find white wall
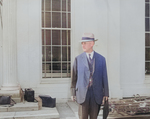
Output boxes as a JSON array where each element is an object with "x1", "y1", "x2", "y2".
[
  {"x1": 0, "y1": 5, "x2": 2, "y2": 87},
  {"x1": 72, "y1": 0, "x2": 108, "y2": 59},
  {"x1": 107, "y1": 0, "x2": 122, "y2": 98},
  {"x1": 120, "y1": 0, "x2": 146, "y2": 97}
]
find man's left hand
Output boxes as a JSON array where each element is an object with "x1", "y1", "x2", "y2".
[{"x1": 102, "y1": 96, "x2": 108, "y2": 105}]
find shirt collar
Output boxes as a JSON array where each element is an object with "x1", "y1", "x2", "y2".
[{"x1": 86, "y1": 51, "x2": 94, "y2": 59}]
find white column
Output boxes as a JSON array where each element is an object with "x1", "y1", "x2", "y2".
[{"x1": 1, "y1": 0, "x2": 19, "y2": 90}]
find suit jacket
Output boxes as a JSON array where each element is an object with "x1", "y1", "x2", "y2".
[{"x1": 71, "y1": 51, "x2": 109, "y2": 104}]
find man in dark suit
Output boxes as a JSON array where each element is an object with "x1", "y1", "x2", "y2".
[{"x1": 71, "y1": 33, "x2": 109, "y2": 119}]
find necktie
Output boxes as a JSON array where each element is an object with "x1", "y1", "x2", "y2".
[
  {"x1": 89, "y1": 54, "x2": 93, "y2": 72},
  {"x1": 89, "y1": 54, "x2": 93, "y2": 86},
  {"x1": 89, "y1": 54, "x2": 92, "y2": 63}
]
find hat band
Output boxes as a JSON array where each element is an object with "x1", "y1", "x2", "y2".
[{"x1": 82, "y1": 37, "x2": 94, "y2": 41}]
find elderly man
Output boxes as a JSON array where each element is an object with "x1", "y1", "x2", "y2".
[{"x1": 71, "y1": 33, "x2": 109, "y2": 119}]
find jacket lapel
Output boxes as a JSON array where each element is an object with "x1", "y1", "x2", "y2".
[
  {"x1": 92, "y1": 51, "x2": 97, "y2": 79},
  {"x1": 81, "y1": 52, "x2": 89, "y2": 70}
]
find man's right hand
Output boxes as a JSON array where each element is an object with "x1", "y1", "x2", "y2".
[{"x1": 71, "y1": 96, "x2": 76, "y2": 101}]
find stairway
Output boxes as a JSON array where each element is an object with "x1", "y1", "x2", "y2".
[
  {"x1": 0, "y1": 101, "x2": 59, "y2": 119},
  {"x1": 1, "y1": 100, "x2": 150, "y2": 119},
  {"x1": 0, "y1": 101, "x2": 102, "y2": 119}
]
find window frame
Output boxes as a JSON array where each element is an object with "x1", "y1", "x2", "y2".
[
  {"x1": 40, "y1": 0, "x2": 71, "y2": 82},
  {"x1": 145, "y1": 0, "x2": 150, "y2": 75}
]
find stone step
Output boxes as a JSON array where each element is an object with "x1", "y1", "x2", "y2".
[
  {"x1": 0, "y1": 102, "x2": 38, "y2": 112},
  {"x1": 0, "y1": 107, "x2": 59, "y2": 119}
]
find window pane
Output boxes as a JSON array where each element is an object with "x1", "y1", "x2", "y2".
[
  {"x1": 46, "y1": 63, "x2": 51, "y2": 73},
  {"x1": 62, "y1": 63, "x2": 71, "y2": 78},
  {"x1": 52, "y1": 12, "x2": 61, "y2": 28},
  {"x1": 42, "y1": 63, "x2": 46, "y2": 78},
  {"x1": 62, "y1": 63, "x2": 70, "y2": 72},
  {"x1": 42, "y1": 63, "x2": 45, "y2": 73},
  {"x1": 52, "y1": 0, "x2": 61, "y2": 11},
  {"x1": 42, "y1": 30, "x2": 44, "y2": 45},
  {"x1": 42, "y1": 0, "x2": 44, "y2": 11},
  {"x1": 62, "y1": 46, "x2": 70, "y2": 61},
  {"x1": 62, "y1": 30, "x2": 70, "y2": 45},
  {"x1": 52, "y1": 30, "x2": 61, "y2": 45},
  {"x1": 62, "y1": 63, "x2": 67, "y2": 73},
  {"x1": 62, "y1": 0, "x2": 66, "y2": 11},
  {"x1": 42, "y1": 12, "x2": 44, "y2": 27},
  {"x1": 52, "y1": 63, "x2": 61, "y2": 72},
  {"x1": 145, "y1": 18, "x2": 150, "y2": 31},
  {"x1": 62, "y1": 13, "x2": 67, "y2": 28},
  {"x1": 52, "y1": 47, "x2": 61, "y2": 61},
  {"x1": 46, "y1": 63, "x2": 51, "y2": 78},
  {"x1": 145, "y1": 3, "x2": 149, "y2": 17},
  {"x1": 45, "y1": 12, "x2": 51, "y2": 27},
  {"x1": 68, "y1": 30, "x2": 70, "y2": 45},
  {"x1": 45, "y1": 0, "x2": 51, "y2": 11},
  {"x1": 46, "y1": 30, "x2": 51, "y2": 45},
  {"x1": 146, "y1": 62, "x2": 150, "y2": 74},
  {"x1": 42, "y1": 46, "x2": 45, "y2": 61},
  {"x1": 146, "y1": 48, "x2": 150, "y2": 60},
  {"x1": 146, "y1": 0, "x2": 149, "y2": 2},
  {"x1": 68, "y1": 46, "x2": 70, "y2": 61},
  {"x1": 68, "y1": 0, "x2": 71, "y2": 12},
  {"x1": 68, "y1": 63, "x2": 70, "y2": 72},
  {"x1": 68, "y1": 13, "x2": 71, "y2": 28},
  {"x1": 62, "y1": 47, "x2": 67, "y2": 61},
  {"x1": 62, "y1": 30, "x2": 66, "y2": 45},
  {"x1": 46, "y1": 46, "x2": 51, "y2": 61},
  {"x1": 146, "y1": 33, "x2": 150, "y2": 46}
]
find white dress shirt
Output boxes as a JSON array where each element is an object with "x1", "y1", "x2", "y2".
[{"x1": 86, "y1": 51, "x2": 94, "y2": 61}]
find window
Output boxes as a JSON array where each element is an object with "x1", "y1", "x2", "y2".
[
  {"x1": 145, "y1": 0, "x2": 150, "y2": 74},
  {"x1": 42, "y1": 0, "x2": 71, "y2": 78}
]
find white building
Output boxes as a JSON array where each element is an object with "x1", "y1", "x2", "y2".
[{"x1": 0, "y1": 0, "x2": 149, "y2": 103}]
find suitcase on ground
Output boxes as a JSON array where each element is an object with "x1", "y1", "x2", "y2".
[
  {"x1": 24, "y1": 88, "x2": 34, "y2": 102},
  {"x1": 0, "y1": 96, "x2": 11, "y2": 105},
  {"x1": 39, "y1": 95, "x2": 56, "y2": 108}
]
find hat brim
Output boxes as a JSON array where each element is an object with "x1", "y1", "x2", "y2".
[{"x1": 79, "y1": 39, "x2": 98, "y2": 42}]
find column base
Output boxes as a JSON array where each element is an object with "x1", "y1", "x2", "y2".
[{"x1": 0, "y1": 87, "x2": 22, "y2": 103}]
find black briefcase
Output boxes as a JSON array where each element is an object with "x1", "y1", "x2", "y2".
[
  {"x1": 39, "y1": 95, "x2": 56, "y2": 108},
  {"x1": 103, "y1": 99, "x2": 109, "y2": 119},
  {"x1": 0, "y1": 96, "x2": 16, "y2": 106},
  {"x1": 0, "y1": 96, "x2": 11, "y2": 105},
  {"x1": 24, "y1": 88, "x2": 34, "y2": 102}
]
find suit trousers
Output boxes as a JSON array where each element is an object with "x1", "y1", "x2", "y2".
[{"x1": 78, "y1": 86, "x2": 101, "y2": 119}]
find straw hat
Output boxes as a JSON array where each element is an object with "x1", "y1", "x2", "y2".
[{"x1": 80, "y1": 33, "x2": 98, "y2": 42}]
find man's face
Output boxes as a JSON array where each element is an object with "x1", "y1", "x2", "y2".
[{"x1": 81, "y1": 41, "x2": 95, "y2": 53}]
